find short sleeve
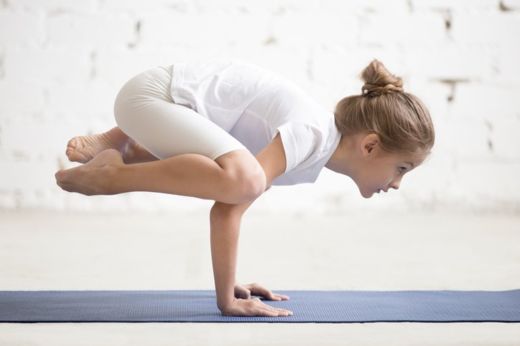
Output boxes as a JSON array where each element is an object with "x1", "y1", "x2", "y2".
[{"x1": 275, "y1": 122, "x2": 323, "y2": 174}]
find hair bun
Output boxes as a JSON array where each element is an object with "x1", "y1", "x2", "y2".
[{"x1": 360, "y1": 59, "x2": 404, "y2": 97}]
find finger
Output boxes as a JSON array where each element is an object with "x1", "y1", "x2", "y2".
[
  {"x1": 255, "y1": 306, "x2": 287, "y2": 317},
  {"x1": 248, "y1": 284, "x2": 290, "y2": 301},
  {"x1": 256, "y1": 301, "x2": 293, "y2": 317},
  {"x1": 257, "y1": 290, "x2": 290, "y2": 301},
  {"x1": 234, "y1": 285, "x2": 251, "y2": 299},
  {"x1": 248, "y1": 284, "x2": 276, "y2": 300},
  {"x1": 274, "y1": 308, "x2": 293, "y2": 317},
  {"x1": 259, "y1": 309, "x2": 279, "y2": 317},
  {"x1": 273, "y1": 293, "x2": 290, "y2": 300},
  {"x1": 266, "y1": 293, "x2": 289, "y2": 301}
]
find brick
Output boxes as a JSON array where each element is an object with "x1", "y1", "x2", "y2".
[
  {"x1": 269, "y1": 0, "x2": 409, "y2": 14},
  {"x1": 443, "y1": 83, "x2": 520, "y2": 160},
  {"x1": 436, "y1": 115, "x2": 494, "y2": 160},
  {"x1": 101, "y1": 0, "x2": 410, "y2": 16},
  {"x1": 94, "y1": 46, "x2": 184, "y2": 86},
  {"x1": 451, "y1": 12, "x2": 520, "y2": 45},
  {"x1": 46, "y1": 13, "x2": 135, "y2": 48},
  {"x1": 270, "y1": 12, "x2": 358, "y2": 47},
  {"x1": 411, "y1": 0, "x2": 498, "y2": 12},
  {"x1": 0, "y1": 116, "x2": 60, "y2": 159},
  {"x1": 501, "y1": 0, "x2": 520, "y2": 10},
  {"x1": 0, "y1": 10, "x2": 45, "y2": 47},
  {"x1": 358, "y1": 12, "x2": 446, "y2": 46},
  {"x1": 100, "y1": 0, "x2": 192, "y2": 13},
  {"x1": 8, "y1": 0, "x2": 97, "y2": 13},
  {"x1": 494, "y1": 42, "x2": 520, "y2": 84},
  {"x1": 0, "y1": 80, "x2": 46, "y2": 115},
  {"x1": 403, "y1": 41, "x2": 497, "y2": 81},
  {"x1": 138, "y1": 11, "x2": 271, "y2": 47},
  {"x1": 406, "y1": 80, "x2": 451, "y2": 120},
  {"x1": 44, "y1": 79, "x2": 116, "y2": 120},
  {"x1": 0, "y1": 158, "x2": 57, "y2": 192},
  {"x1": 4, "y1": 46, "x2": 91, "y2": 86},
  {"x1": 331, "y1": 0, "x2": 410, "y2": 13},
  {"x1": 313, "y1": 44, "x2": 405, "y2": 86},
  {"x1": 489, "y1": 117, "x2": 520, "y2": 159},
  {"x1": 228, "y1": 44, "x2": 310, "y2": 87},
  {"x1": 448, "y1": 83, "x2": 520, "y2": 121}
]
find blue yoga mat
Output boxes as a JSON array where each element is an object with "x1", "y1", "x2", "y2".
[{"x1": 1, "y1": 290, "x2": 519, "y2": 323}]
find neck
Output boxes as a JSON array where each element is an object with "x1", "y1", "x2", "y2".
[{"x1": 325, "y1": 135, "x2": 356, "y2": 176}]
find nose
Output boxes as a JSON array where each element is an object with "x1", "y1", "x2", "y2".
[{"x1": 389, "y1": 177, "x2": 402, "y2": 190}]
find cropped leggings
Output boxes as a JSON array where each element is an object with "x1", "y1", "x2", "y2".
[{"x1": 113, "y1": 65, "x2": 246, "y2": 161}]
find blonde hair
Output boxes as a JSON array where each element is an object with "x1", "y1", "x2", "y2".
[{"x1": 334, "y1": 59, "x2": 435, "y2": 154}]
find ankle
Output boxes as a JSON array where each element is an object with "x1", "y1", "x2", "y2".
[
  {"x1": 103, "y1": 162, "x2": 125, "y2": 195},
  {"x1": 105, "y1": 127, "x2": 129, "y2": 148}
]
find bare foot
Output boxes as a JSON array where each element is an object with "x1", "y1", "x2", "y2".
[
  {"x1": 55, "y1": 149, "x2": 124, "y2": 195},
  {"x1": 66, "y1": 130, "x2": 127, "y2": 163}
]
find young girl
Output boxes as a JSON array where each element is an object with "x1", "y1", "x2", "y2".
[{"x1": 55, "y1": 59, "x2": 435, "y2": 317}]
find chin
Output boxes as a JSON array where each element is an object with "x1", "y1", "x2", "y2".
[{"x1": 360, "y1": 189, "x2": 374, "y2": 199}]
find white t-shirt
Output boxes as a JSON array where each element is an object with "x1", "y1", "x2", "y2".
[{"x1": 170, "y1": 59, "x2": 341, "y2": 186}]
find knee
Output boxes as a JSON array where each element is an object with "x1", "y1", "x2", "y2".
[
  {"x1": 224, "y1": 164, "x2": 266, "y2": 204},
  {"x1": 113, "y1": 75, "x2": 147, "y2": 130},
  {"x1": 113, "y1": 84, "x2": 135, "y2": 129},
  {"x1": 242, "y1": 168, "x2": 267, "y2": 201}
]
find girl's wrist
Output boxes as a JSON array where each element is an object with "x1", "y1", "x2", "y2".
[{"x1": 217, "y1": 296, "x2": 236, "y2": 311}]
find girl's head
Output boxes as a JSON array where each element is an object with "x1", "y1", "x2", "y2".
[{"x1": 332, "y1": 59, "x2": 435, "y2": 198}]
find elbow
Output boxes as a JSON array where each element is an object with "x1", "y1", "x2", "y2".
[{"x1": 210, "y1": 201, "x2": 240, "y2": 224}]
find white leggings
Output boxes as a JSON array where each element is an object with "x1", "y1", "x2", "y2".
[{"x1": 113, "y1": 65, "x2": 246, "y2": 160}]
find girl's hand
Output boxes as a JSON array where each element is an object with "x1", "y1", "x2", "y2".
[
  {"x1": 234, "y1": 282, "x2": 290, "y2": 301},
  {"x1": 221, "y1": 297, "x2": 293, "y2": 317}
]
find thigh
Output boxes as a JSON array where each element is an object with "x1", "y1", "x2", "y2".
[
  {"x1": 114, "y1": 65, "x2": 248, "y2": 161},
  {"x1": 116, "y1": 98, "x2": 247, "y2": 161}
]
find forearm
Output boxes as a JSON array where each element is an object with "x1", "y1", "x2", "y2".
[
  {"x1": 210, "y1": 211, "x2": 240, "y2": 310},
  {"x1": 209, "y1": 137, "x2": 278, "y2": 311},
  {"x1": 210, "y1": 200, "x2": 255, "y2": 310}
]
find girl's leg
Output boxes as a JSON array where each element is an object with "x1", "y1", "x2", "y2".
[
  {"x1": 56, "y1": 147, "x2": 264, "y2": 204},
  {"x1": 66, "y1": 126, "x2": 159, "y2": 164},
  {"x1": 55, "y1": 65, "x2": 266, "y2": 204}
]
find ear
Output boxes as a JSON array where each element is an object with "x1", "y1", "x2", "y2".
[{"x1": 360, "y1": 133, "x2": 380, "y2": 156}]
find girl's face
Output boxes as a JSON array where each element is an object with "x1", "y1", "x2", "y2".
[
  {"x1": 355, "y1": 149, "x2": 425, "y2": 198},
  {"x1": 326, "y1": 133, "x2": 428, "y2": 199},
  {"x1": 344, "y1": 134, "x2": 427, "y2": 198}
]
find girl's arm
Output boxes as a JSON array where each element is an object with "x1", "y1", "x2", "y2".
[{"x1": 210, "y1": 133, "x2": 292, "y2": 316}]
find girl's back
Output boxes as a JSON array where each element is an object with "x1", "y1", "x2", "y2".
[{"x1": 171, "y1": 59, "x2": 341, "y2": 185}]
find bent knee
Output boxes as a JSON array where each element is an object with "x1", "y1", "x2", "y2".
[
  {"x1": 227, "y1": 168, "x2": 265, "y2": 203},
  {"x1": 219, "y1": 153, "x2": 266, "y2": 203},
  {"x1": 240, "y1": 169, "x2": 266, "y2": 201},
  {"x1": 113, "y1": 80, "x2": 141, "y2": 130},
  {"x1": 113, "y1": 73, "x2": 156, "y2": 129}
]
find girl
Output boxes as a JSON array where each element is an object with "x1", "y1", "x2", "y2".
[{"x1": 55, "y1": 59, "x2": 435, "y2": 317}]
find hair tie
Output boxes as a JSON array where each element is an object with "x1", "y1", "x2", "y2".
[{"x1": 362, "y1": 83, "x2": 404, "y2": 97}]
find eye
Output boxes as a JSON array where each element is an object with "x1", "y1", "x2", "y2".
[{"x1": 397, "y1": 166, "x2": 407, "y2": 174}]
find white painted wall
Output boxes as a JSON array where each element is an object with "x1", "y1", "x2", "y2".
[{"x1": 1, "y1": 0, "x2": 519, "y2": 213}]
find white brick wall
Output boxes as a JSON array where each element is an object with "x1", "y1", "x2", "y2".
[{"x1": 0, "y1": 0, "x2": 519, "y2": 213}]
